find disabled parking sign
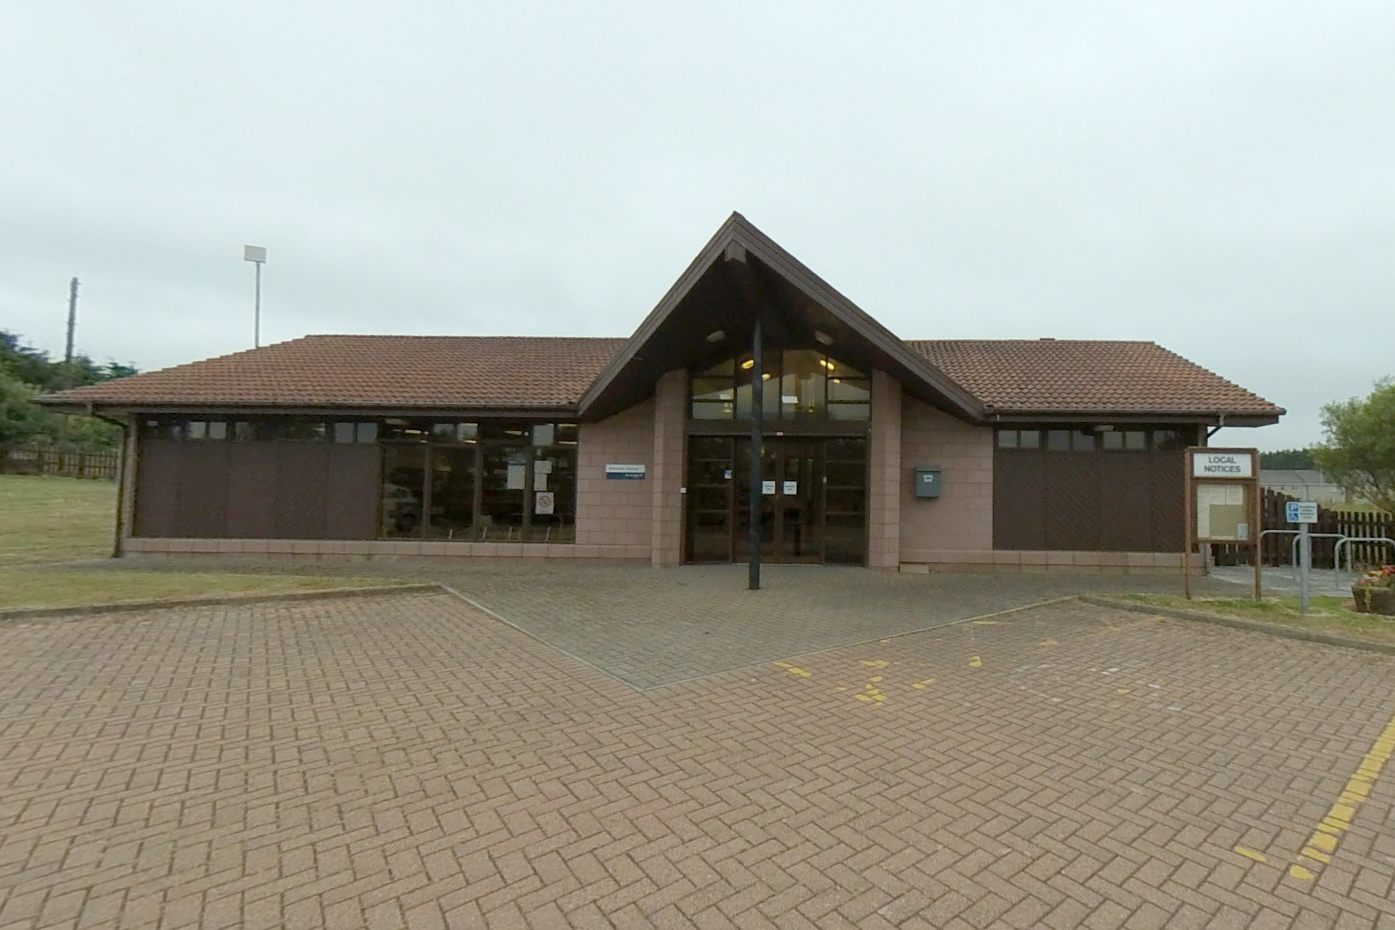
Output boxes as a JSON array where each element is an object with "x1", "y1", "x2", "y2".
[{"x1": 1285, "y1": 501, "x2": 1318, "y2": 524}]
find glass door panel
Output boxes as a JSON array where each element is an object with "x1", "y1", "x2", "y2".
[
  {"x1": 776, "y1": 442, "x2": 821, "y2": 562},
  {"x1": 823, "y1": 437, "x2": 867, "y2": 564},
  {"x1": 686, "y1": 437, "x2": 733, "y2": 561},
  {"x1": 733, "y1": 439, "x2": 777, "y2": 561}
]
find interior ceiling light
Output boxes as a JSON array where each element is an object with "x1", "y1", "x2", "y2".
[
  {"x1": 741, "y1": 358, "x2": 754, "y2": 369},
  {"x1": 706, "y1": 329, "x2": 725, "y2": 343},
  {"x1": 814, "y1": 330, "x2": 834, "y2": 346}
]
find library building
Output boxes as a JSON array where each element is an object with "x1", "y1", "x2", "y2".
[{"x1": 43, "y1": 214, "x2": 1283, "y2": 573}]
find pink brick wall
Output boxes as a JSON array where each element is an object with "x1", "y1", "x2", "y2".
[
  {"x1": 575, "y1": 399, "x2": 654, "y2": 553},
  {"x1": 651, "y1": 370, "x2": 687, "y2": 567},
  {"x1": 899, "y1": 396, "x2": 994, "y2": 561},
  {"x1": 867, "y1": 370, "x2": 902, "y2": 570}
]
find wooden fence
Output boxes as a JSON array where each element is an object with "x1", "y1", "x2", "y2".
[
  {"x1": 1216, "y1": 488, "x2": 1394, "y2": 570},
  {"x1": 0, "y1": 445, "x2": 119, "y2": 480}
]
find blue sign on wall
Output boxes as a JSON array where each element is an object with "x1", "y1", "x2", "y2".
[{"x1": 605, "y1": 464, "x2": 646, "y2": 480}]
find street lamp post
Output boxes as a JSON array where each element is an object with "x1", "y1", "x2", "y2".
[{"x1": 243, "y1": 245, "x2": 267, "y2": 347}]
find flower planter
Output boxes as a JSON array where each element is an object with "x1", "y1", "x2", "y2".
[{"x1": 1352, "y1": 586, "x2": 1395, "y2": 616}]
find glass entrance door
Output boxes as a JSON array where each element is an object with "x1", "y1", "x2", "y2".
[{"x1": 686, "y1": 437, "x2": 863, "y2": 564}]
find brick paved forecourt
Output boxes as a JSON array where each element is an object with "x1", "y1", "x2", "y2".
[{"x1": 2, "y1": 589, "x2": 1394, "y2": 929}]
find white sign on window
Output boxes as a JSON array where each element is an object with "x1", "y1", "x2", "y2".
[
  {"x1": 1192, "y1": 452, "x2": 1254, "y2": 478},
  {"x1": 783, "y1": 480, "x2": 798, "y2": 495},
  {"x1": 762, "y1": 480, "x2": 776, "y2": 495},
  {"x1": 534, "y1": 491, "x2": 555, "y2": 515}
]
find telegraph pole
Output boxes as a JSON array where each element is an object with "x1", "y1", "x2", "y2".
[
  {"x1": 65, "y1": 277, "x2": 78, "y2": 372},
  {"x1": 58, "y1": 277, "x2": 79, "y2": 449}
]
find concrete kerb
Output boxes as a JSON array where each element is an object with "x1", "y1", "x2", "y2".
[
  {"x1": 0, "y1": 582, "x2": 444, "y2": 624},
  {"x1": 1078, "y1": 594, "x2": 1395, "y2": 657}
]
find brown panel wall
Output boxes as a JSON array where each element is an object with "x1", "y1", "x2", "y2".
[
  {"x1": 1098, "y1": 456, "x2": 1152, "y2": 551},
  {"x1": 325, "y1": 445, "x2": 381, "y2": 539},
  {"x1": 1044, "y1": 455, "x2": 1099, "y2": 551},
  {"x1": 175, "y1": 443, "x2": 232, "y2": 538},
  {"x1": 274, "y1": 444, "x2": 330, "y2": 538},
  {"x1": 1149, "y1": 453, "x2": 1186, "y2": 551},
  {"x1": 226, "y1": 444, "x2": 279, "y2": 538},
  {"x1": 994, "y1": 449, "x2": 1187, "y2": 552},
  {"x1": 992, "y1": 454, "x2": 1045, "y2": 550},
  {"x1": 133, "y1": 442, "x2": 180, "y2": 537}
]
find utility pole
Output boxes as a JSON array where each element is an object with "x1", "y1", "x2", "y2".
[
  {"x1": 58, "y1": 277, "x2": 79, "y2": 450},
  {"x1": 65, "y1": 277, "x2": 78, "y2": 373}
]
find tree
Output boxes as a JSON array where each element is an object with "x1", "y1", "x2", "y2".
[
  {"x1": 1261, "y1": 449, "x2": 1316, "y2": 469},
  {"x1": 0, "y1": 373, "x2": 47, "y2": 445},
  {"x1": 0, "y1": 330, "x2": 137, "y2": 448},
  {"x1": 1312, "y1": 378, "x2": 1395, "y2": 514}
]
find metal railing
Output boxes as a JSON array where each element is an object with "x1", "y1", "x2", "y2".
[{"x1": 1333, "y1": 537, "x2": 1395, "y2": 588}]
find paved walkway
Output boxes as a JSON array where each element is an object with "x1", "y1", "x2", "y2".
[
  {"x1": 65, "y1": 559, "x2": 1240, "y2": 690},
  {"x1": 2, "y1": 590, "x2": 1393, "y2": 929}
]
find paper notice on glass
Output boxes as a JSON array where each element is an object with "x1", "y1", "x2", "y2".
[
  {"x1": 783, "y1": 480, "x2": 797, "y2": 495},
  {"x1": 534, "y1": 459, "x2": 552, "y2": 475},
  {"x1": 506, "y1": 463, "x2": 526, "y2": 490},
  {"x1": 1196, "y1": 483, "x2": 1247, "y2": 540},
  {"x1": 534, "y1": 491, "x2": 555, "y2": 515},
  {"x1": 762, "y1": 480, "x2": 776, "y2": 495},
  {"x1": 533, "y1": 461, "x2": 550, "y2": 489}
]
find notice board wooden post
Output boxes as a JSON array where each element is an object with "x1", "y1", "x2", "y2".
[{"x1": 1184, "y1": 447, "x2": 1261, "y2": 600}]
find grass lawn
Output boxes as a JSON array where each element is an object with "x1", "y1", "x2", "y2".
[
  {"x1": 1121, "y1": 593, "x2": 1395, "y2": 647},
  {"x1": 0, "y1": 569, "x2": 398, "y2": 611},
  {"x1": 0, "y1": 474, "x2": 404, "y2": 610},
  {"x1": 0, "y1": 474, "x2": 117, "y2": 566}
]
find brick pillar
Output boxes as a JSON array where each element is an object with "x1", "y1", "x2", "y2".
[
  {"x1": 867, "y1": 369, "x2": 902, "y2": 570},
  {"x1": 651, "y1": 369, "x2": 688, "y2": 567}
]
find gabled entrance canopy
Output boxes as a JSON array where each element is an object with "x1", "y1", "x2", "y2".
[{"x1": 578, "y1": 213, "x2": 985, "y2": 423}]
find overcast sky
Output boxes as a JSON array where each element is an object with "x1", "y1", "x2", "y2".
[{"x1": 2, "y1": 1, "x2": 1391, "y2": 449}]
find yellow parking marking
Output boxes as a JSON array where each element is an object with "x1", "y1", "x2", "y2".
[
  {"x1": 1117, "y1": 688, "x2": 1131, "y2": 695},
  {"x1": 1039, "y1": 639, "x2": 1058, "y2": 646},
  {"x1": 861, "y1": 660, "x2": 890, "y2": 668},
  {"x1": 911, "y1": 679, "x2": 935, "y2": 690},
  {"x1": 772, "y1": 661, "x2": 812, "y2": 677},
  {"x1": 968, "y1": 656, "x2": 982, "y2": 668},
  {"x1": 1287, "y1": 709, "x2": 1395, "y2": 883},
  {"x1": 1234, "y1": 846, "x2": 1267, "y2": 863}
]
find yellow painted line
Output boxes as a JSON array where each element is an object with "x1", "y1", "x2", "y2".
[
  {"x1": 1117, "y1": 688, "x2": 1132, "y2": 695},
  {"x1": 911, "y1": 678, "x2": 935, "y2": 690},
  {"x1": 772, "y1": 661, "x2": 811, "y2": 677},
  {"x1": 1287, "y1": 708, "x2": 1395, "y2": 884},
  {"x1": 969, "y1": 656, "x2": 982, "y2": 668},
  {"x1": 1234, "y1": 846, "x2": 1267, "y2": 863},
  {"x1": 1039, "y1": 639, "x2": 1058, "y2": 646},
  {"x1": 861, "y1": 659, "x2": 890, "y2": 668}
]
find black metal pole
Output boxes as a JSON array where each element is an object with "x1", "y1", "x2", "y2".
[{"x1": 749, "y1": 317, "x2": 763, "y2": 590}]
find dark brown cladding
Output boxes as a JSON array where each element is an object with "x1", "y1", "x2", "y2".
[
  {"x1": 992, "y1": 428, "x2": 1192, "y2": 552},
  {"x1": 135, "y1": 440, "x2": 378, "y2": 540}
]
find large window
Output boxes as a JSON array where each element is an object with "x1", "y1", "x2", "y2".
[
  {"x1": 691, "y1": 350, "x2": 870, "y2": 423},
  {"x1": 380, "y1": 419, "x2": 577, "y2": 543}
]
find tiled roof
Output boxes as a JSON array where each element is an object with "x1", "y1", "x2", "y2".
[
  {"x1": 43, "y1": 335, "x2": 628, "y2": 410},
  {"x1": 42, "y1": 334, "x2": 1282, "y2": 418},
  {"x1": 907, "y1": 339, "x2": 1282, "y2": 416}
]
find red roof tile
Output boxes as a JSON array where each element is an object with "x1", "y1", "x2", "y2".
[
  {"x1": 908, "y1": 339, "x2": 1282, "y2": 416},
  {"x1": 42, "y1": 334, "x2": 1281, "y2": 419},
  {"x1": 44, "y1": 335, "x2": 627, "y2": 410}
]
